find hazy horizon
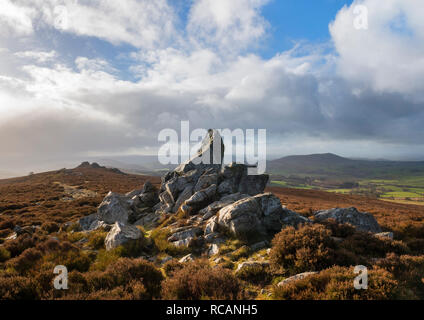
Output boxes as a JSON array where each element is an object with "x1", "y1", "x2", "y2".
[{"x1": 2, "y1": 151, "x2": 424, "y2": 180}]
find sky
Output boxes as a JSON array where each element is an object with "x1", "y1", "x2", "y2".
[{"x1": 0, "y1": 0, "x2": 424, "y2": 174}]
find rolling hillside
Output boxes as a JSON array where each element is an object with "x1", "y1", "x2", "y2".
[
  {"x1": 267, "y1": 153, "x2": 424, "y2": 205},
  {"x1": 267, "y1": 153, "x2": 424, "y2": 180}
]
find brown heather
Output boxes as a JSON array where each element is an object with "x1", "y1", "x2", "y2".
[{"x1": 0, "y1": 167, "x2": 423, "y2": 300}]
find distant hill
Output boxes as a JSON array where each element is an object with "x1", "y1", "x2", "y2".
[
  {"x1": 95, "y1": 157, "x2": 175, "y2": 176},
  {"x1": 267, "y1": 153, "x2": 424, "y2": 180}
]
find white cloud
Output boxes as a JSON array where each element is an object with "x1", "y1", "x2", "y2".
[
  {"x1": 330, "y1": 0, "x2": 424, "y2": 97},
  {"x1": 1, "y1": 0, "x2": 424, "y2": 171},
  {"x1": 15, "y1": 50, "x2": 57, "y2": 63},
  {"x1": 187, "y1": 0, "x2": 270, "y2": 53},
  {"x1": 2, "y1": 0, "x2": 178, "y2": 49},
  {"x1": 0, "y1": 0, "x2": 35, "y2": 36}
]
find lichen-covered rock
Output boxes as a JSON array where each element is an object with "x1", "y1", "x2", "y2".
[
  {"x1": 97, "y1": 191, "x2": 132, "y2": 224},
  {"x1": 172, "y1": 237, "x2": 194, "y2": 247},
  {"x1": 199, "y1": 193, "x2": 249, "y2": 220},
  {"x1": 173, "y1": 185, "x2": 194, "y2": 212},
  {"x1": 204, "y1": 216, "x2": 219, "y2": 235},
  {"x1": 133, "y1": 211, "x2": 161, "y2": 228},
  {"x1": 125, "y1": 188, "x2": 143, "y2": 198},
  {"x1": 238, "y1": 174, "x2": 269, "y2": 196},
  {"x1": 218, "y1": 197, "x2": 265, "y2": 237},
  {"x1": 217, "y1": 193, "x2": 307, "y2": 238},
  {"x1": 194, "y1": 173, "x2": 219, "y2": 193},
  {"x1": 168, "y1": 227, "x2": 202, "y2": 242},
  {"x1": 182, "y1": 184, "x2": 217, "y2": 214},
  {"x1": 314, "y1": 207, "x2": 382, "y2": 233},
  {"x1": 158, "y1": 190, "x2": 174, "y2": 212},
  {"x1": 89, "y1": 220, "x2": 112, "y2": 232},
  {"x1": 78, "y1": 213, "x2": 97, "y2": 230},
  {"x1": 104, "y1": 222, "x2": 142, "y2": 250},
  {"x1": 218, "y1": 162, "x2": 269, "y2": 196}
]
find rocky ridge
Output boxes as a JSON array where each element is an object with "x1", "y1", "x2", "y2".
[{"x1": 75, "y1": 131, "x2": 384, "y2": 258}]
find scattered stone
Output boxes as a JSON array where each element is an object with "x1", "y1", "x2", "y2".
[
  {"x1": 208, "y1": 243, "x2": 219, "y2": 256},
  {"x1": 375, "y1": 232, "x2": 394, "y2": 240},
  {"x1": 168, "y1": 227, "x2": 202, "y2": 242},
  {"x1": 235, "y1": 261, "x2": 270, "y2": 275},
  {"x1": 13, "y1": 225, "x2": 23, "y2": 235},
  {"x1": 5, "y1": 232, "x2": 17, "y2": 240},
  {"x1": 89, "y1": 220, "x2": 112, "y2": 232},
  {"x1": 78, "y1": 213, "x2": 97, "y2": 231},
  {"x1": 179, "y1": 254, "x2": 195, "y2": 263},
  {"x1": 277, "y1": 272, "x2": 318, "y2": 286},
  {"x1": 104, "y1": 222, "x2": 142, "y2": 250},
  {"x1": 161, "y1": 256, "x2": 173, "y2": 264},
  {"x1": 172, "y1": 237, "x2": 194, "y2": 247},
  {"x1": 213, "y1": 257, "x2": 225, "y2": 264},
  {"x1": 314, "y1": 207, "x2": 382, "y2": 233}
]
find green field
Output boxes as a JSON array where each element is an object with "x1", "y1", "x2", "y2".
[
  {"x1": 267, "y1": 153, "x2": 424, "y2": 205},
  {"x1": 270, "y1": 176, "x2": 424, "y2": 206}
]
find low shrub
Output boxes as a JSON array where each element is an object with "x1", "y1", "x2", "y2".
[
  {"x1": 87, "y1": 231, "x2": 107, "y2": 250},
  {"x1": 0, "y1": 247, "x2": 11, "y2": 262},
  {"x1": 273, "y1": 266, "x2": 398, "y2": 300},
  {"x1": 236, "y1": 264, "x2": 272, "y2": 284},
  {"x1": 375, "y1": 253, "x2": 424, "y2": 299},
  {"x1": 41, "y1": 222, "x2": 60, "y2": 233},
  {"x1": 219, "y1": 239, "x2": 245, "y2": 255},
  {"x1": 3, "y1": 233, "x2": 41, "y2": 258},
  {"x1": 269, "y1": 225, "x2": 343, "y2": 274},
  {"x1": 340, "y1": 232, "x2": 409, "y2": 258},
  {"x1": 150, "y1": 229, "x2": 190, "y2": 256},
  {"x1": 90, "y1": 249, "x2": 123, "y2": 271},
  {"x1": 7, "y1": 248, "x2": 42, "y2": 274},
  {"x1": 161, "y1": 260, "x2": 243, "y2": 300},
  {"x1": 163, "y1": 260, "x2": 184, "y2": 277},
  {"x1": 0, "y1": 275, "x2": 39, "y2": 300},
  {"x1": 0, "y1": 220, "x2": 14, "y2": 230},
  {"x1": 85, "y1": 258, "x2": 163, "y2": 299},
  {"x1": 229, "y1": 245, "x2": 250, "y2": 261}
]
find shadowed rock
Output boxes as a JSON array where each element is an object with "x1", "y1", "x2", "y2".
[{"x1": 314, "y1": 207, "x2": 382, "y2": 233}]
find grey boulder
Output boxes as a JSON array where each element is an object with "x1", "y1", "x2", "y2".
[
  {"x1": 104, "y1": 222, "x2": 142, "y2": 250},
  {"x1": 314, "y1": 207, "x2": 382, "y2": 233},
  {"x1": 97, "y1": 191, "x2": 132, "y2": 224}
]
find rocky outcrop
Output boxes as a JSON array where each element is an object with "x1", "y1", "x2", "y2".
[
  {"x1": 82, "y1": 130, "x2": 319, "y2": 256},
  {"x1": 314, "y1": 207, "x2": 382, "y2": 233},
  {"x1": 104, "y1": 222, "x2": 142, "y2": 250}
]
